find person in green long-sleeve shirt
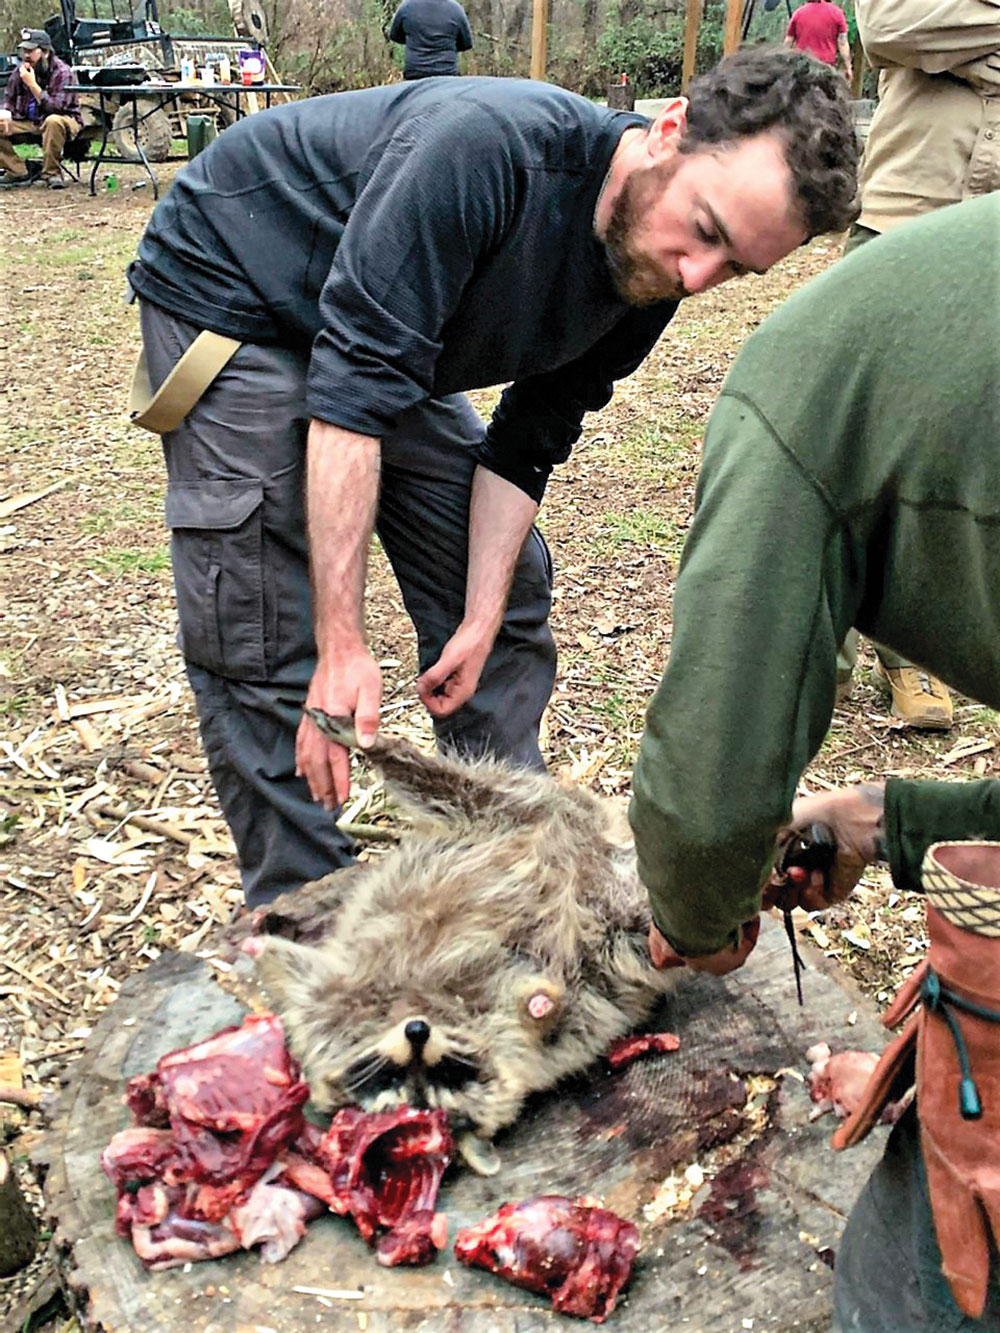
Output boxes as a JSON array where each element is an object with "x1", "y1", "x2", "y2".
[
  {"x1": 629, "y1": 192, "x2": 1000, "y2": 1330},
  {"x1": 630, "y1": 191, "x2": 1000, "y2": 963}
]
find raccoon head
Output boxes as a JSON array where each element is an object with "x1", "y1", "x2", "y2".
[{"x1": 251, "y1": 936, "x2": 566, "y2": 1169}]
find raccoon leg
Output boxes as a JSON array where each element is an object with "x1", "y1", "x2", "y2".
[
  {"x1": 317, "y1": 726, "x2": 590, "y2": 833},
  {"x1": 249, "y1": 865, "x2": 369, "y2": 946}
]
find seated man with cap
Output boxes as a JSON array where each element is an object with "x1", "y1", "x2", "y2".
[{"x1": 0, "y1": 28, "x2": 82, "y2": 189}]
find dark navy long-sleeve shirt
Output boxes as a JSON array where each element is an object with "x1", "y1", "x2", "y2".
[
  {"x1": 388, "y1": 0, "x2": 472, "y2": 78},
  {"x1": 129, "y1": 78, "x2": 677, "y2": 501}
]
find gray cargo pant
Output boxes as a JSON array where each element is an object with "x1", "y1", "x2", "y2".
[
  {"x1": 140, "y1": 302, "x2": 556, "y2": 907},
  {"x1": 834, "y1": 1105, "x2": 1000, "y2": 1332}
]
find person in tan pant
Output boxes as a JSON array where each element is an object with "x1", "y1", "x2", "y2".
[
  {"x1": 0, "y1": 28, "x2": 81, "y2": 190},
  {"x1": 836, "y1": 0, "x2": 1000, "y2": 731}
]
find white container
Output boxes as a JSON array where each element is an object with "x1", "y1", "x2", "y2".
[{"x1": 179, "y1": 57, "x2": 195, "y2": 81}]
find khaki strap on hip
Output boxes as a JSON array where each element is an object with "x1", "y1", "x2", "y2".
[{"x1": 129, "y1": 329, "x2": 242, "y2": 433}]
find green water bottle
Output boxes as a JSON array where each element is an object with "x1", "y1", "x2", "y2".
[{"x1": 106, "y1": 172, "x2": 118, "y2": 193}]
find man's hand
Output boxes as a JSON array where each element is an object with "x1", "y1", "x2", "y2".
[
  {"x1": 416, "y1": 621, "x2": 494, "y2": 718},
  {"x1": 648, "y1": 917, "x2": 761, "y2": 976},
  {"x1": 0, "y1": 108, "x2": 12, "y2": 126},
  {"x1": 19, "y1": 63, "x2": 40, "y2": 95},
  {"x1": 766, "y1": 783, "x2": 887, "y2": 913},
  {"x1": 295, "y1": 648, "x2": 382, "y2": 810}
]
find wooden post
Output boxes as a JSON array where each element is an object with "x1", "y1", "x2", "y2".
[
  {"x1": 850, "y1": 32, "x2": 865, "y2": 98},
  {"x1": 682, "y1": 0, "x2": 702, "y2": 93},
  {"x1": 723, "y1": 0, "x2": 742, "y2": 55},
  {"x1": 530, "y1": 0, "x2": 548, "y2": 80},
  {"x1": 0, "y1": 1151, "x2": 38, "y2": 1276}
]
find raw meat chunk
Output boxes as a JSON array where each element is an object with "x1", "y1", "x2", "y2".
[
  {"x1": 806, "y1": 1042, "x2": 909, "y2": 1123},
  {"x1": 131, "y1": 1013, "x2": 310, "y2": 1182},
  {"x1": 104, "y1": 1014, "x2": 313, "y2": 1267},
  {"x1": 454, "y1": 1195, "x2": 639, "y2": 1322},
  {"x1": 606, "y1": 1032, "x2": 680, "y2": 1070}
]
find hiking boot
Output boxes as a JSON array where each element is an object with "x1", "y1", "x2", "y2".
[
  {"x1": 874, "y1": 659, "x2": 953, "y2": 730},
  {"x1": 0, "y1": 159, "x2": 42, "y2": 187}
]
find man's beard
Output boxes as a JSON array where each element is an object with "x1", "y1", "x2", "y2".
[{"x1": 602, "y1": 156, "x2": 688, "y2": 306}]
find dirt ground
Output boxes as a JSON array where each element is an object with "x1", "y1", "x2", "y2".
[{"x1": 2, "y1": 167, "x2": 998, "y2": 1328}]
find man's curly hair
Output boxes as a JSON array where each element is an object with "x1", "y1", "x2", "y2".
[{"x1": 682, "y1": 46, "x2": 860, "y2": 237}]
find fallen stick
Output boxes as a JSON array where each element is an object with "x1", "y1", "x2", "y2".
[
  {"x1": 122, "y1": 760, "x2": 169, "y2": 787},
  {"x1": 0, "y1": 957, "x2": 71, "y2": 1008},
  {"x1": 105, "y1": 871, "x2": 158, "y2": 934},
  {"x1": 73, "y1": 718, "x2": 101, "y2": 752},
  {"x1": 89, "y1": 800, "x2": 193, "y2": 847},
  {"x1": 65, "y1": 695, "x2": 150, "y2": 720},
  {"x1": 0, "y1": 479, "x2": 67, "y2": 521},
  {"x1": 0, "y1": 1083, "x2": 42, "y2": 1109},
  {"x1": 291, "y1": 1286, "x2": 366, "y2": 1300}
]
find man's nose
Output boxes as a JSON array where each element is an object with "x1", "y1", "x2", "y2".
[{"x1": 678, "y1": 252, "x2": 729, "y2": 296}]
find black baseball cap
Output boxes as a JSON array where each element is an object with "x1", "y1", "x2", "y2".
[{"x1": 19, "y1": 28, "x2": 53, "y2": 50}]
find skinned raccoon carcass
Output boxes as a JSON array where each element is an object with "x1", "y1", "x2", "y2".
[{"x1": 252, "y1": 726, "x2": 678, "y2": 1174}]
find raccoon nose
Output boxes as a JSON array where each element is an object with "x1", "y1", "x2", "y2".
[{"x1": 405, "y1": 1019, "x2": 431, "y2": 1050}]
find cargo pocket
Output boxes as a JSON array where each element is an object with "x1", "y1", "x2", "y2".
[{"x1": 165, "y1": 478, "x2": 268, "y2": 681}]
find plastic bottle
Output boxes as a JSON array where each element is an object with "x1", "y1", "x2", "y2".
[
  {"x1": 180, "y1": 57, "x2": 195, "y2": 81},
  {"x1": 106, "y1": 172, "x2": 117, "y2": 192},
  {"x1": 218, "y1": 54, "x2": 231, "y2": 84}
]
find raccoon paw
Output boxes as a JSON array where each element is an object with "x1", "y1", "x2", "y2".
[
  {"x1": 459, "y1": 1132, "x2": 501, "y2": 1177},
  {"x1": 303, "y1": 708, "x2": 358, "y2": 749}
]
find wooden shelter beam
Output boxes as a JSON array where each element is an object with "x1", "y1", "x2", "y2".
[
  {"x1": 723, "y1": 0, "x2": 742, "y2": 54},
  {"x1": 530, "y1": 0, "x2": 549, "y2": 80},
  {"x1": 682, "y1": 0, "x2": 702, "y2": 92}
]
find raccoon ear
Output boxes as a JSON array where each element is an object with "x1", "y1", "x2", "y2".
[
  {"x1": 249, "y1": 935, "x2": 346, "y2": 1017},
  {"x1": 514, "y1": 977, "x2": 564, "y2": 1034}
]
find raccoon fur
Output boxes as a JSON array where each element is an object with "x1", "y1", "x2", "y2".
[{"x1": 252, "y1": 725, "x2": 678, "y2": 1174}]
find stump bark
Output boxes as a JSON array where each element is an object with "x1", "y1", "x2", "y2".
[
  {"x1": 0, "y1": 1149, "x2": 38, "y2": 1275},
  {"x1": 606, "y1": 79, "x2": 636, "y2": 111}
]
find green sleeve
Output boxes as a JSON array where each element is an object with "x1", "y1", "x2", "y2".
[
  {"x1": 884, "y1": 778, "x2": 1000, "y2": 893},
  {"x1": 629, "y1": 390, "x2": 854, "y2": 956}
]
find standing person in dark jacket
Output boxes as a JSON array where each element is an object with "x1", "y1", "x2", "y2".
[
  {"x1": 389, "y1": 0, "x2": 472, "y2": 79},
  {"x1": 128, "y1": 50, "x2": 859, "y2": 910},
  {"x1": 0, "y1": 28, "x2": 82, "y2": 189}
]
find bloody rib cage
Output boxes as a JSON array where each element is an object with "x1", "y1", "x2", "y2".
[
  {"x1": 290, "y1": 1106, "x2": 454, "y2": 1265},
  {"x1": 454, "y1": 1194, "x2": 640, "y2": 1322}
]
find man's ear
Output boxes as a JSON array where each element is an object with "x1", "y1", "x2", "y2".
[{"x1": 646, "y1": 97, "x2": 689, "y2": 163}]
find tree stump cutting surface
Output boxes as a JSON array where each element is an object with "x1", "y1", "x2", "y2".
[{"x1": 43, "y1": 918, "x2": 887, "y2": 1332}]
